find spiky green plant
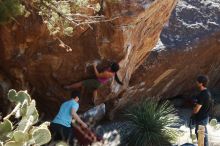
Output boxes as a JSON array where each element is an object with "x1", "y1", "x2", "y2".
[{"x1": 121, "y1": 100, "x2": 179, "y2": 146}]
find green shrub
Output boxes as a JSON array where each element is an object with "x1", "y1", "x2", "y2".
[{"x1": 121, "y1": 100, "x2": 179, "y2": 146}]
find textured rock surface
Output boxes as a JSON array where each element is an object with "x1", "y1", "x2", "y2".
[
  {"x1": 129, "y1": 33, "x2": 220, "y2": 99},
  {"x1": 113, "y1": 0, "x2": 220, "y2": 116},
  {"x1": 161, "y1": 0, "x2": 220, "y2": 48},
  {"x1": 0, "y1": 0, "x2": 177, "y2": 118}
]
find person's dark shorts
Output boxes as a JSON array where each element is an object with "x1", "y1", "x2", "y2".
[
  {"x1": 82, "y1": 79, "x2": 101, "y2": 89},
  {"x1": 50, "y1": 122, "x2": 74, "y2": 145}
]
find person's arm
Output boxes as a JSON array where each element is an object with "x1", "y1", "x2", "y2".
[
  {"x1": 93, "y1": 64, "x2": 113, "y2": 78},
  {"x1": 192, "y1": 104, "x2": 202, "y2": 114},
  {"x1": 71, "y1": 108, "x2": 88, "y2": 128},
  {"x1": 192, "y1": 95, "x2": 204, "y2": 115},
  {"x1": 93, "y1": 63, "x2": 100, "y2": 77}
]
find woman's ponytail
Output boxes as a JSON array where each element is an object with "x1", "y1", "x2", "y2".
[
  {"x1": 110, "y1": 62, "x2": 123, "y2": 85},
  {"x1": 115, "y1": 73, "x2": 123, "y2": 85}
]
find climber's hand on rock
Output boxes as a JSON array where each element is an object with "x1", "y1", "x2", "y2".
[{"x1": 93, "y1": 62, "x2": 98, "y2": 68}]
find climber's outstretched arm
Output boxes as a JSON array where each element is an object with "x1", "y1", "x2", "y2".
[{"x1": 72, "y1": 108, "x2": 88, "y2": 128}]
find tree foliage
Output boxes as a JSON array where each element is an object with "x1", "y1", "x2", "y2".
[
  {"x1": 0, "y1": 0, "x2": 120, "y2": 36},
  {"x1": 0, "y1": 0, "x2": 25, "y2": 24},
  {"x1": 36, "y1": 0, "x2": 102, "y2": 36}
]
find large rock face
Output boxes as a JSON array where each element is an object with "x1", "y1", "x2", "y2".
[
  {"x1": 161, "y1": 0, "x2": 220, "y2": 48},
  {"x1": 114, "y1": 0, "x2": 220, "y2": 114},
  {"x1": 129, "y1": 33, "x2": 220, "y2": 99},
  {"x1": 0, "y1": 0, "x2": 177, "y2": 118}
]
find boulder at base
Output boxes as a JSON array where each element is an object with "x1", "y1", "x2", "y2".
[{"x1": 81, "y1": 103, "x2": 106, "y2": 125}]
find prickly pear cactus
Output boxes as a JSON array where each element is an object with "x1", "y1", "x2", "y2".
[
  {"x1": 26, "y1": 100, "x2": 39, "y2": 124},
  {"x1": 4, "y1": 141, "x2": 24, "y2": 146},
  {"x1": 8, "y1": 89, "x2": 31, "y2": 104},
  {"x1": 13, "y1": 131, "x2": 29, "y2": 142},
  {"x1": 0, "y1": 119, "x2": 13, "y2": 141},
  {"x1": 31, "y1": 127, "x2": 51, "y2": 145},
  {"x1": 210, "y1": 119, "x2": 218, "y2": 127},
  {"x1": 8, "y1": 89, "x2": 17, "y2": 102},
  {"x1": 210, "y1": 119, "x2": 220, "y2": 130},
  {"x1": 20, "y1": 101, "x2": 28, "y2": 117},
  {"x1": 1, "y1": 89, "x2": 51, "y2": 146}
]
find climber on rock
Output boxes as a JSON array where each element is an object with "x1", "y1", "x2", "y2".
[
  {"x1": 50, "y1": 91, "x2": 88, "y2": 145},
  {"x1": 64, "y1": 62, "x2": 123, "y2": 103}
]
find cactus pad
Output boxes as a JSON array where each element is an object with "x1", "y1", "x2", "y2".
[
  {"x1": 0, "y1": 119, "x2": 13, "y2": 141},
  {"x1": 26, "y1": 100, "x2": 37, "y2": 116},
  {"x1": 210, "y1": 119, "x2": 218, "y2": 127},
  {"x1": 13, "y1": 131, "x2": 29, "y2": 142},
  {"x1": 16, "y1": 118, "x2": 28, "y2": 131},
  {"x1": 8, "y1": 89, "x2": 17, "y2": 102},
  {"x1": 4, "y1": 141, "x2": 24, "y2": 146},
  {"x1": 20, "y1": 102, "x2": 28, "y2": 117},
  {"x1": 31, "y1": 128, "x2": 51, "y2": 145},
  {"x1": 4, "y1": 90, "x2": 51, "y2": 146},
  {"x1": 8, "y1": 90, "x2": 31, "y2": 104},
  {"x1": 16, "y1": 91, "x2": 31, "y2": 104},
  {"x1": 31, "y1": 108, "x2": 39, "y2": 124}
]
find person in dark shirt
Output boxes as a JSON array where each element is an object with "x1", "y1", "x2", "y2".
[{"x1": 192, "y1": 75, "x2": 212, "y2": 146}]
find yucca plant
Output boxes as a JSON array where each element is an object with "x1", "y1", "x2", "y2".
[{"x1": 121, "y1": 100, "x2": 179, "y2": 146}]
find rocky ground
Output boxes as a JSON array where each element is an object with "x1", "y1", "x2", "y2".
[{"x1": 93, "y1": 107, "x2": 220, "y2": 146}]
